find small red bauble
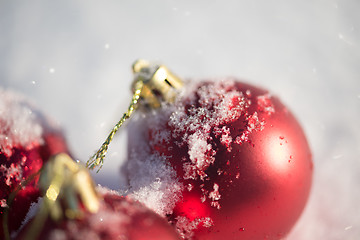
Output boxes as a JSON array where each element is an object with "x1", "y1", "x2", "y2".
[
  {"x1": 126, "y1": 79, "x2": 313, "y2": 239},
  {"x1": 16, "y1": 189, "x2": 181, "y2": 240},
  {"x1": 0, "y1": 87, "x2": 69, "y2": 236}
]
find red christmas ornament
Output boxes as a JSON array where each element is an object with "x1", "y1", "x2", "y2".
[
  {"x1": 17, "y1": 192, "x2": 180, "y2": 240},
  {"x1": 87, "y1": 60, "x2": 313, "y2": 240},
  {"x1": 0, "y1": 87, "x2": 69, "y2": 236},
  {"x1": 122, "y1": 62, "x2": 312, "y2": 239},
  {"x1": 16, "y1": 153, "x2": 180, "y2": 240}
]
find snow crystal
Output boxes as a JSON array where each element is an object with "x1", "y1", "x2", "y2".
[
  {"x1": 247, "y1": 112, "x2": 265, "y2": 132},
  {"x1": 0, "y1": 198, "x2": 8, "y2": 208},
  {"x1": 209, "y1": 183, "x2": 221, "y2": 201},
  {"x1": 175, "y1": 216, "x2": 213, "y2": 239},
  {"x1": 0, "y1": 163, "x2": 23, "y2": 186},
  {"x1": 215, "y1": 126, "x2": 233, "y2": 151},
  {"x1": 209, "y1": 183, "x2": 221, "y2": 210},
  {"x1": 257, "y1": 94, "x2": 275, "y2": 115},
  {"x1": 233, "y1": 112, "x2": 266, "y2": 146},
  {"x1": 187, "y1": 131, "x2": 215, "y2": 179},
  {"x1": 0, "y1": 87, "x2": 44, "y2": 156}
]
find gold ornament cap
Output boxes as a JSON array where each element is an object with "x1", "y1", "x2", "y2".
[
  {"x1": 40, "y1": 153, "x2": 100, "y2": 221},
  {"x1": 132, "y1": 59, "x2": 183, "y2": 108}
]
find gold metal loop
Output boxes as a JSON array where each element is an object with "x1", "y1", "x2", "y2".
[{"x1": 132, "y1": 59, "x2": 183, "y2": 108}]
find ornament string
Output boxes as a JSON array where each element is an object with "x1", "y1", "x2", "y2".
[
  {"x1": 86, "y1": 59, "x2": 183, "y2": 172},
  {"x1": 86, "y1": 80, "x2": 144, "y2": 172}
]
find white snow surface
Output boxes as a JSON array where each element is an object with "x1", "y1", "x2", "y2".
[{"x1": 1, "y1": 1, "x2": 360, "y2": 239}]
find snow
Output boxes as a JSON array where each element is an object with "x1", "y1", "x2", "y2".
[
  {"x1": 208, "y1": 183, "x2": 221, "y2": 209},
  {"x1": 175, "y1": 216, "x2": 213, "y2": 239},
  {"x1": 125, "y1": 113, "x2": 183, "y2": 217},
  {"x1": 126, "y1": 150, "x2": 183, "y2": 217},
  {"x1": 0, "y1": 163, "x2": 22, "y2": 186},
  {"x1": 1, "y1": 1, "x2": 360, "y2": 239},
  {"x1": 0, "y1": 88, "x2": 44, "y2": 156},
  {"x1": 257, "y1": 94, "x2": 275, "y2": 115},
  {"x1": 165, "y1": 80, "x2": 255, "y2": 183}
]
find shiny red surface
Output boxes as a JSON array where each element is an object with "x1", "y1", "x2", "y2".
[{"x1": 152, "y1": 81, "x2": 313, "y2": 239}]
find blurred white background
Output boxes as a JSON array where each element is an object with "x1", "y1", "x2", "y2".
[{"x1": 1, "y1": 0, "x2": 359, "y2": 239}]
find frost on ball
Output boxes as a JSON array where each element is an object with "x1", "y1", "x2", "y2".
[
  {"x1": 125, "y1": 78, "x2": 312, "y2": 240},
  {"x1": 0, "y1": 87, "x2": 69, "y2": 236}
]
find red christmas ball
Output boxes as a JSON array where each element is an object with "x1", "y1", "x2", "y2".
[
  {"x1": 16, "y1": 189, "x2": 181, "y2": 240},
  {"x1": 0, "y1": 87, "x2": 69, "y2": 236},
  {"x1": 126, "y1": 79, "x2": 313, "y2": 239}
]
